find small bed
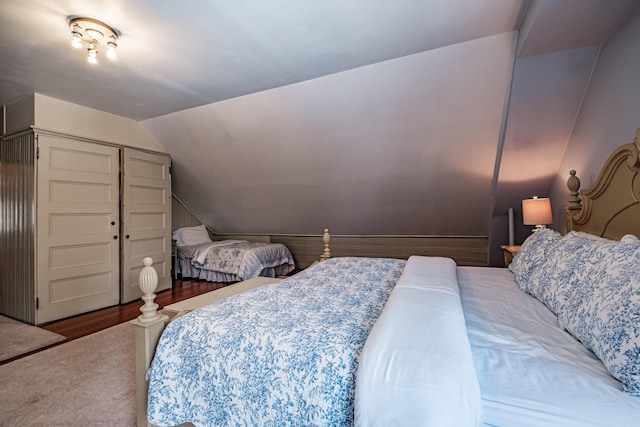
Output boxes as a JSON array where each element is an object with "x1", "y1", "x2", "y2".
[
  {"x1": 172, "y1": 225, "x2": 295, "y2": 282},
  {"x1": 134, "y1": 129, "x2": 640, "y2": 426}
]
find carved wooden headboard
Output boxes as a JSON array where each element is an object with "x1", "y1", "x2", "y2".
[{"x1": 566, "y1": 128, "x2": 640, "y2": 239}]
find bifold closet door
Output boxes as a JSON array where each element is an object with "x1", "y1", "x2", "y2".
[
  {"x1": 121, "y1": 148, "x2": 171, "y2": 303},
  {"x1": 36, "y1": 135, "x2": 120, "y2": 324}
]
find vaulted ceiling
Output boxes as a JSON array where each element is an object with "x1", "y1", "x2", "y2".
[{"x1": 1, "y1": 0, "x2": 639, "y2": 238}]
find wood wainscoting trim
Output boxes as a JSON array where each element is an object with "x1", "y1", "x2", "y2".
[{"x1": 216, "y1": 234, "x2": 490, "y2": 269}]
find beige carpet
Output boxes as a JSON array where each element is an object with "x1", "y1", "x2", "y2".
[
  {"x1": 0, "y1": 322, "x2": 135, "y2": 426},
  {"x1": 0, "y1": 279, "x2": 280, "y2": 426},
  {"x1": 0, "y1": 315, "x2": 66, "y2": 362}
]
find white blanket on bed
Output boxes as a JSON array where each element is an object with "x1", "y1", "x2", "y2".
[
  {"x1": 355, "y1": 256, "x2": 483, "y2": 427},
  {"x1": 191, "y1": 240, "x2": 246, "y2": 265}
]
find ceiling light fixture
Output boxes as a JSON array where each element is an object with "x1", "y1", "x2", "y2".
[{"x1": 67, "y1": 16, "x2": 119, "y2": 65}]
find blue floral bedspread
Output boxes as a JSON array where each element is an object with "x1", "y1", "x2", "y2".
[{"x1": 147, "y1": 257, "x2": 405, "y2": 427}]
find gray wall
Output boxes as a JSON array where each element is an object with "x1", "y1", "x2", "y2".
[
  {"x1": 549, "y1": 7, "x2": 640, "y2": 230},
  {"x1": 143, "y1": 33, "x2": 516, "y2": 241}
]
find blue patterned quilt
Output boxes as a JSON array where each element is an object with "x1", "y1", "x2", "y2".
[{"x1": 147, "y1": 257, "x2": 406, "y2": 426}]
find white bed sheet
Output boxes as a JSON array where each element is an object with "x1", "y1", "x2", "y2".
[{"x1": 458, "y1": 267, "x2": 640, "y2": 427}]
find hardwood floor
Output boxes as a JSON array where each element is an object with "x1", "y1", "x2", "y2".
[{"x1": 40, "y1": 278, "x2": 229, "y2": 341}]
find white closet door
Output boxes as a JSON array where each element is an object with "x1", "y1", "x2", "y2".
[
  {"x1": 36, "y1": 135, "x2": 120, "y2": 324},
  {"x1": 121, "y1": 148, "x2": 171, "y2": 303}
]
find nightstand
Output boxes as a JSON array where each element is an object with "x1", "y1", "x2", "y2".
[{"x1": 500, "y1": 245, "x2": 521, "y2": 267}]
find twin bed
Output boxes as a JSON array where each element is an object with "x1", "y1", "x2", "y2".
[
  {"x1": 172, "y1": 225, "x2": 295, "y2": 282},
  {"x1": 134, "y1": 130, "x2": 640, "y2": 426}
]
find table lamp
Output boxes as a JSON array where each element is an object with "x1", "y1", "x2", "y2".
[{"x1": 522, "y1": 196, "x2": 552, "y2": 232}]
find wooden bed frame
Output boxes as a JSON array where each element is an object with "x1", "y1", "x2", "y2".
[{"x1": 133, "y1": 127, "x2": 639, "y2": 427}]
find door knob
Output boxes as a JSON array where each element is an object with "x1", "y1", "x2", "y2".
[{"x1": 113, "y1": 235, "x2": 118, "y2": 239}]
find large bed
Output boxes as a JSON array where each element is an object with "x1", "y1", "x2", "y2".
[
  {"x1": 172, "y1": 225, "x2": 295, "y2": 282},
  {"x1": 134, "y1": 130, "x2": 640, "y2": 426}
]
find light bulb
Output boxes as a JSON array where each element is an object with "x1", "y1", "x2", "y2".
[
  {"x1": 71, "y1": 24, "x2": 83, "y2": 48},
  {"x1": 107, "y1": 40, "x2": 117, "y2": 60},
  {"x1": 72, "y1": 33, "x2": 82, "y2": 48},
  {"x1": 87, "y1": 41, "x2": 98, "y2": 64}
]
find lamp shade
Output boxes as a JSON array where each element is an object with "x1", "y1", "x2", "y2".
[{"x1": 522, "y1": 197, "x2": 552, "y2": 225}]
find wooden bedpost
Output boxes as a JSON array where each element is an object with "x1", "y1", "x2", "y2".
[
  {"x1": 565, "y1": 170, "x2": 582, "y2": 232},
  {"x1": 567, "y1": 170, "x2": 582, "y2": 212},
  {"x1": 320, "y1": 229, "x2": 332, "y2": 261},
  {"x1": 131, "y1": 258, "x2": 169, "y2": 427}
]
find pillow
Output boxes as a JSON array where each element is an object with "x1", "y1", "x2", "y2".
[
  {"x1": 573, "y1": 231, "x2": 617, "y2": 243},
  {"x1": 508, "y1": 226, "x2": 562, "y2": 297},
  {"x1": 558, "y1": 234, "x2": 640, "y2": 396},
  {"x1": 538, "y1": 231, "x2": 617, "y2": 316},
  {"x1": 172, "y1": 225, "x2": 212, "y2": 246}
]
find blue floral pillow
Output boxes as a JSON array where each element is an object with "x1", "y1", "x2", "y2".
[
  {"x1": 559, "y1": 234, "x2": 640, "y2": 396},
  {"x1": 508, "y1": 226, "x2": 561, "y2": 297},
  {"x1": 539, "y1": 232, "x2": 617, "y2": 317}
]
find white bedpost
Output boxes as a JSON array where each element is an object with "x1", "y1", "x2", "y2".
[
  {"x1": 320, "y1": 228, "x2": 332, "y2": 261},
  {"x1": 131, "y1": 257, "x2": 169, "y2": 427}
]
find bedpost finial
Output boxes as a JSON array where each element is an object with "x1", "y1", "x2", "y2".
[
  {"x1": 138, "y1": 257, "x2": 162, "y2": 323},
  {"x1": 320, "y1": 229, "x2": 332, "y2": 261},
  {"x1": 567, "y1": 170, "x2": 582, "y2": 211}
]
